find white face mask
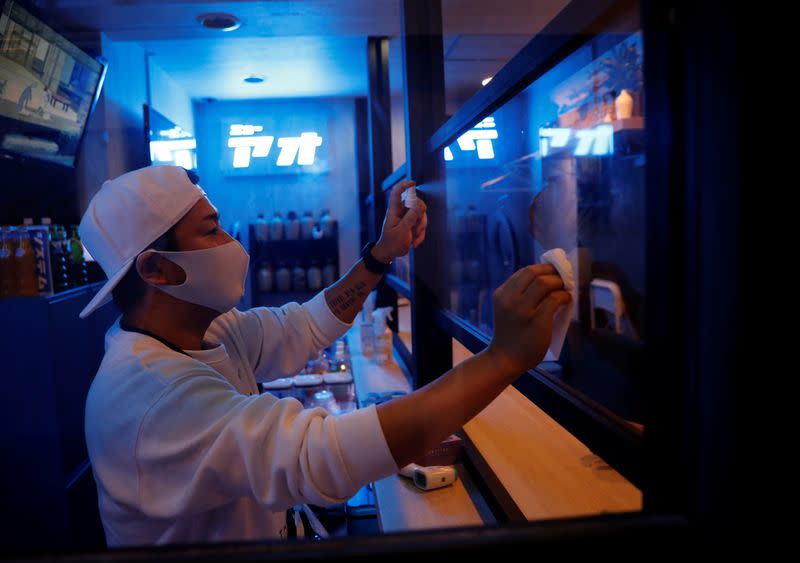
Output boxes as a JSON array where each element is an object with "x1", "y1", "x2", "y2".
[{"x1": 148, "y1": 241, "x2": 250, "y2": 313}]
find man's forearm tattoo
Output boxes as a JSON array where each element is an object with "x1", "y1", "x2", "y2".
[{"x1": 328, "y1": 280, "x2": 369, "y2": 317}]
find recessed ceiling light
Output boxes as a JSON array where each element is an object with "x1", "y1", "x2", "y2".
[
  {"x1": 482, "y1": 76, "x2": 493, "y2": 86},
  {"x1": 197, "y1": 12, "x2": 241, "y2": 32},
  {"x1": 243, "y1": 74, "x2": 266, "y2": 84}
]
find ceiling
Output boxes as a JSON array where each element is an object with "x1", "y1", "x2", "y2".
[{"x1": 34, "y1": 0, "x2": 570, "y2": 103}]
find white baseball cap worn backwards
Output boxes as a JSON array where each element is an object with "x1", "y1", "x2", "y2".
[{"x1": 78, "y1": 165, "x2": 205, "y2": 319}]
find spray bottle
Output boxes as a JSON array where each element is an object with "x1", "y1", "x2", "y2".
[
  {"x1": 360, "y1": 291, "x2": 377, "y2": 357},
  {"x1": 373, "y1": 307, "x2": 394, "y2": 365},
  {"x1": 401, "y1": 184, "x2": 418, "y2": 209}
]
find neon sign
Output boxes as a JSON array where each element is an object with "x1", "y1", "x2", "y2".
[
  {"x1": 227, "y1": 124, "x2": 323, "y2": 169},
  {"x1": 150, "y1": 139, "x2": 197, "y2": 169},
  {"x1": 157, "y1": 126, "x2": 193, "y2": 140},
  {"x1": 539, "y1": 124, "x2": 614, "y2": 157}
]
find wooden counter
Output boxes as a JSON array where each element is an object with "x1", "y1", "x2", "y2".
[
  {"x1": 454, "y1": 340, "x2": 642, "y2": 520},
  {"x1": 347, "y1": 328, "x2": 641, "y2": 534},
  {"x1": 348, "y1": 325, "x2": 484, "y2": 533}
]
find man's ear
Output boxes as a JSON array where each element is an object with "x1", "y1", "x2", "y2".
[
  {"x1": 137, "y1": 251, "x2": 188, "y2": 286},
  {"x1": 135, "y1": 251, "x2": 169, "y2": 286}
]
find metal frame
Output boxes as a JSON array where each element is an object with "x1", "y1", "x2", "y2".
[
  {"x1": 385, "y1": 274, "x2": 411, "y2": 299},
  {"x1": 381, "y1": 163, "x2": 408, "y2": 192},
  {"x1": 366, "y1": 37, "x2": 393, "y2": 234},
  {"x1": 34, "y1": 514, "x2": 688, "y2": 560},
  {"x1": 399, "y1": 0, "x2": 452, "y2": 388}
]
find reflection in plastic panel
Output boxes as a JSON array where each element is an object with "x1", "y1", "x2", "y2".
[{"x1": 444, "y1": 31, "x2": 646, "y2": 422}]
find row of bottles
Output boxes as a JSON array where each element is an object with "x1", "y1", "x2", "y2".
[
  {"x1": 253, "y1": 210, "x2": 338, "y2": 242},
  {"x1": 0, "y1": 218, "x2": 89, "y2": 298},
  {"x1": 0, "y1": 226, "x2": 37, "y2": 297},
  {"x1": 45, "y1": 219, "x2": 88, "y2": 293},
  {"x1": 256, "y1": 260, "x2": 337, "y2": 293}
]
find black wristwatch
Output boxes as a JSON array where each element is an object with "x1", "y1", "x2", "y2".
[{"x1": 361, "y1": 242, "x2": 392, "y2": 275}]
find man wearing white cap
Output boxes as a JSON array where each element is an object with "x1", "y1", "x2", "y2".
[{"x1": 81, "y1": 165, "x2": 569, "y2": 546}]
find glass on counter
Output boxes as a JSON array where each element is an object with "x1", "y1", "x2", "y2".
[{"x1": 441, "y1": 29, "x2": 646, "y2": 423}]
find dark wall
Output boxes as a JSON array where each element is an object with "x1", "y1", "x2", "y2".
[
  {"x1": 0, "y1": 285, "x2": 119, "y2": 553},
  {"x1": 0, "y1": 156, "x2": 80, "y2": 224}
]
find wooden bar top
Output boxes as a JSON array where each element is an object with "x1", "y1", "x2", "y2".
[
  {"x1": 455, "y1": 340, "x2": 643, "y2": 520},
  {"x1": 348, "y1": 325, "x2": 484, "y2": 533},
  {"x1": 347, "y1": 327, "x2": 641, "y2": 533}
]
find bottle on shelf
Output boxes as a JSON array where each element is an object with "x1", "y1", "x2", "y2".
[
  {"x1": 269, "y1": 212, "x2": 284, "y2": 241},
  {"x1": 319, "y1": 210, "x2": 337, "y2": 238},
  {"x1": 1, "y1": 227, "x2": 17, "y2": 298},
  {"x1": 360, "y1": 291, "x2": 377, "y2": 357},
  {"x1": 58, "y1": 226, "x2": 73, "y2": 289},
  {"x1": 257, "y1": 262, "x2": 273, "y2": 293},
  {"x1": 307, "y1": 260, "x2": 322, "y2": 291},
  {"x1": 48, "y1": 224, "x2": 69, "y2": 293},
  {"x1": 68, "y1": 226, "x2": 88, "y2": 287},
  {"x1": 254, "y1": 213, "x2": 268, "y2": 243},
  {"x1": 15, "y1": 227, "x2": 39, "y2": 297},
  {"x1": 322, "y1": 258, "x2": 337, "y2": 287},
  {"x1": 285, "y1": 211, "x2": 300, "y2": 240},
  {"x1": 372, "y1": 307, "x2": 394, "y2": 365},
  {"x1": 275, "y1": 262, "x2": 291, "y2": 292},
  {"x1": 300, "y1": 211, "x2": 315, "y2": 240},
  {"x1": 292, "y1": 261, "x2": 306, "y2": 292},
  {"x1": 318, "y1": 210, "x2": 329, "y2": 238}
]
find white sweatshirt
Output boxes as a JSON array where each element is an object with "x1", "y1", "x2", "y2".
[{"x1": 85, "y1": 292, "x2": 398, "y2": 546}]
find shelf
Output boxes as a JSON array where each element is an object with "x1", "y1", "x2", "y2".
[
  {"x1": 610, "y1": 116, "x2": 644, "y2": 131},
  {"x1": 382, "y1": 163, "x2": 408, "y2": 192}
]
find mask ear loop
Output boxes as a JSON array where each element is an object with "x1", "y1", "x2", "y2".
[{"x1": 136, "y1": 248, "x2": 189, "y2": 289}]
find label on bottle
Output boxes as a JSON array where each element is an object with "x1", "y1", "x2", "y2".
[{"x1": 28, "y1": 226, "x2": 53, "y2": 295}]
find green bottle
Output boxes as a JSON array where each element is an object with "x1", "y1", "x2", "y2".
[{"x1": 69, "y1": 226, "x2": 88, "y2": 286}]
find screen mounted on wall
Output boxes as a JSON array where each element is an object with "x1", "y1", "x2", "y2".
[{"x1": 0, "y1": 0, "x2": 105, "y2": 167}]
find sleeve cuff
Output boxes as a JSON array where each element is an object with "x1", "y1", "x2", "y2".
[
  {"x1": 304, "y1": 290, "x2": 353, "y2": 341},
  {"x1": 333, "y1": 404, "x2": 398, "y2": 487}
]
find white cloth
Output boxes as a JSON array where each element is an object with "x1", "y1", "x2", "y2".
[
  {"x1": 85, "y1": 292, "x2": 398, "y2": 546},
  {"x1": 540, "y1": 248, "x2": 577, "y2": 361}
]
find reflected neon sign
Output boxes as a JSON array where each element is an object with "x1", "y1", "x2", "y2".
[
  {"x1": 444, "y1": 117, "x2": 498, "y2": 161},
  {"x1": 227, "y1": 124, "x2": 323, "y2": 168},
  {"x1": 539, "y1": 124, "x2": 614, "y2": 157}
]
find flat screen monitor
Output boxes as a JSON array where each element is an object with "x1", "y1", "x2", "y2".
[
  {"x1": 144, "y1": 104, "x2": 197, "y2": 171},
  {"x1": 0, "y1": 0, "x2": 105, "y2": 167}
]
